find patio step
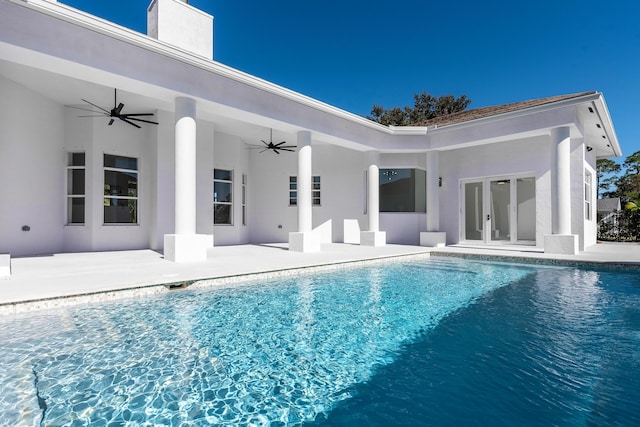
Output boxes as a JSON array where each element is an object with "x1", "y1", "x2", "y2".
[{"x1": 0, "y1": 254, "x2": 10, "y2": 278}]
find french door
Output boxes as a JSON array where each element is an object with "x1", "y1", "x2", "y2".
[{"x1": 462, "y1": 176, "x2": 536, "y2": 245}]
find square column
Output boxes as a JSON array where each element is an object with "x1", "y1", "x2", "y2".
[
  {"x1": 289, "y1": 131, "x2": 320, "y2": 252},
  {"x1": 421, "y1": 151, "x2": 446, "y2": 247},
  {"x1": 164, "y1": 97, "x2": 209, "y2": 262},
  {"x1": 545, "y1": 126, "x2": 578, "y2": 255},
  {"x1": 361, "y1": 151, "x2": 386, "y2": 246}
]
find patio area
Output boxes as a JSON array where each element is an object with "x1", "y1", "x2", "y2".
[{"x1": 1, "y1": 242, "x2": 639, "y2": 314}]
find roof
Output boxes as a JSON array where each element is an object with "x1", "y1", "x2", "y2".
[
  {"x1": 417, "y1": 91, "x2": 597, "y2": 127},
  {"x1": 597, "y1": 198, "x2": 621, "y2": 212}
]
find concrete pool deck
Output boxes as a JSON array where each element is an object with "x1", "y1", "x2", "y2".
[{"x1": 1, "y1": 242, "x2": 639, "y2": 313}]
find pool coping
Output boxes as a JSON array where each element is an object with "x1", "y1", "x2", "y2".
[
  {"x1": 2, "y1": 248, "x2": 639, "y2": 316},
  {"x1": 0, "y1": 252, "x2": 430, "y2": 316}
]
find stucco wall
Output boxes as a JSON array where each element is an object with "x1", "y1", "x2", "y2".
[
  {"x1": 247, "y1": 142, "x2": 367, "y2": 244},
  {"x1": 439, "y1": 136, "x2": 552, "y2": 247},
  {"x1": 0, "y1": 76, "x2": 65, "y2": 256}
]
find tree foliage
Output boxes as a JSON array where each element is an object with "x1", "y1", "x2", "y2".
[
  {"x1": 596, "y1": 150, "x2": 640, "y2": 241},
  {"x1": 367, "y1": 91, "x2": 471, "y2": 126}
]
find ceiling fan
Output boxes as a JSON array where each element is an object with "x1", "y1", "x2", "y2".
[
  {"x1": 67, "y1": 88, "x2": 158, "y2": 128},
  {"x1": 249, "y1": 129, "x2": 296, "y2": 154}
]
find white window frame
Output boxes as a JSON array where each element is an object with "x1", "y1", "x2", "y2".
[
  {"x1": 103, "y1": 154, "x2": 139, "y2": 225},
  {"x1": 289, "y1": 176, "x2": 321, "y2": 206},
  {"x1": 242, "y1": 173, "x2": 247, "y2": 226},
  {"x1": 585, "y1": 170, "x2": 593, "y2": 221},
  {"x1": 66, "y1": 152, "x2": 85, "y2": 225},
  {"x1": 214, "y1": 169, "x2": 233, "y2": 225}
]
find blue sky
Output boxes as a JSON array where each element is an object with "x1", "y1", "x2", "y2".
[{"x1": 61, "y1": 0, "x2": 639, "y2": 161}]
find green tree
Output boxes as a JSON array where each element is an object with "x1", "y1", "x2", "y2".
[
  {"x1": 368, "y1": 91, "x2": 471, "y2": 126},
  {"x1": 596, "y1": 158, "x2": 621, "y2": 198}
]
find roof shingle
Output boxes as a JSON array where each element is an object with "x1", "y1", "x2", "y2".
[{"x1": 413, "y1": 91, "x2": 596, "y2": 128}]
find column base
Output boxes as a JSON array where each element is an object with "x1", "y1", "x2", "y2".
[
  {"x1": 360, "y1": 231, "x2": 386, "y2": 247},
  {"x1": 420, "y1": 232, "x2": 446, "y2": 248},
  {"x1": 0, "y1": 254, "x2": 10, "y2": 278},
  {"x1": 289, "y1": 232, "x2": 321, "y2": 252},
  {"x1": 544, "y1": 234, "x2": 578, "y2": 255},
  {"x1": 164, "y1": 234, "x2": 212, "y2": 263}
]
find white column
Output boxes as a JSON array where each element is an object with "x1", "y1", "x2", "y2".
[
  {"x1": 289, "y1": 131, "x2": 320, "y2": 252},
  {"x1": 361, "y1": 151, "x2": 385, "y2": 246},
  {"x1": 174, "y1": 97, "x2": 197, "y2": 235},
  {"x1": 544, "y1": 126, "x2": 577, "y2": 254},
  {"x1": 552, "y1": 127, "x2": 571, "y2": 235},
  {"x1": 426, "y1": 151, "x2": 440, "y2": 232},
  {"x1": 420, "y1": 151, "x2": 446, "y2": 247},
  {"x1": 297, "y1": 131, "x2": 312, "y2": 233},
  {"x1": 367, "y1": 151, "x2": 380, "y2": 232},
  {"x1": 163, "y1": 97, "x2": 209, "y2": 262}
]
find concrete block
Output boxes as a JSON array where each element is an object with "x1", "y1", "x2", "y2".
[
  {"x1": 420, "y1": 232, "x2": 447, "y2": 247},
  {"x1": 0, "y1": 254, "x2": 10, "y2": 278},
  {"x1": 343, "y1": 219, "x2": 361, "y2": 244},
  {"x1": 544, "y1": 234, "x2": 579, "y2": 255},
  {"x1": 163, "y1": 234, "x2": 210, "y2": 262},
  {"x1": 289, "y1": 232, "x2": 321, "y2": 252},
  {"x1": 360, "y1": 231, "x2": 386, "y2": 247}
]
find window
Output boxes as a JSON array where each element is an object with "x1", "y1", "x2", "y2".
[
  {"x1": 585, "y1": 171, "x2": 592, "y2": 220},
  {"x1": 104, "y1": 154, "x2": 138, "y2": 224},
  {"x1": 66, "y1": 152, "x2": 85, "y2": 224},
  {"x1": 242, "y1": 173, "x2": 247, "y2": 226},
  {"x1": 289, "y1": 176, "x2": 321, "y2": 206},
  {"x1": 379, "y1": 168, "x2": 426, "y2": 212},
  {"x1": 214, "y1": 169, "x2": 233, "y2": 225}
]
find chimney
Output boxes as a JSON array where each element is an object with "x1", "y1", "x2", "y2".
[{"x1": 147, "y1": 0, "x2": 214, "y2": 59}]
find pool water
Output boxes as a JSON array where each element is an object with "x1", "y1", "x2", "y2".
[{"x1": 0, "y1": 257, "x2": 638, "y2": 426}]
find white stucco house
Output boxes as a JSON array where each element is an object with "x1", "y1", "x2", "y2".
[{"x1": 0, "y1": 0, "x2": 622, "y2": 262}]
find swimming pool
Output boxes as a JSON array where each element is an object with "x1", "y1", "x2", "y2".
[{"x1": 0, "y1": 257, "x2": 638, "y2": 426}]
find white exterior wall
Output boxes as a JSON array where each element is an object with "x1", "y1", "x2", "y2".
[
  {"x1": 0, "y1": 76, "x2": 65, "y2": 256},
  {"x1": 439, "y1": 136, "x2": 552, "y2": 247},
  {"x1": 583, "y1": 148, "x2": 598, "y2": 249},
  {"x1": 379, "y1": 153, "x2": 428, "y2": 245},
  {"x1": 248, "y1": 143, "x2": 367, "y2": 244},
  {"x1": 211, "y1": 131, "x2": 250, "y2": 246}
]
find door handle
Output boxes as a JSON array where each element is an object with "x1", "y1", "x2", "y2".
[{"x1": 487, "y1": 214, "x2": 491, "y2": 221}]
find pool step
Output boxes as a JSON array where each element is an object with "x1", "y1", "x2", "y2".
[{"x1": 0, "y1": 254, "x2": 9, "y2": 278}]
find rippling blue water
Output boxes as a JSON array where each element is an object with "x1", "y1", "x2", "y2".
[{"x1": 0, "y1": 257, "x2": 638, "y2": 426}]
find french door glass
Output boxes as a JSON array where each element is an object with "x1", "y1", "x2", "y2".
[
  {"x1": 464, "y1": 177, "x2": 535, "y2": 244},
  {"x1": 464, "y1": 182, "x2": 483, "y2": 241}
]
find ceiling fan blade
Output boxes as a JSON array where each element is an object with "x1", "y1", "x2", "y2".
[
  {"x1": 108, "y1": 118, "x2": 115, "y2": 126},
  {"x1": 81, "y1": 99, "x2": 110, "y2": 114},
  {"x1": 280, "y1": 148, "x2": 296, "y2": 152},
  {"x1": 259, "y1": 148, "x2": 269, "y2": 153},
  {"x1": 115, "y1": 103, "x2": 124, "y2": 115},
  {"x1": 120, "y1": 113, "x2": 155, "y2": 117},
  {"x1": 274, "y1": 141, "x2": 288, "y2": 147},
  {"x1": 273, "y1": 149, "x2": 281, "y2": 154},
  {"x1": 120, "y1": 117, "x2": 141, "y2": 128},
  {"x1": 125, "y1": 117, "x2": 159, "y2": 125},
  {"x1": 260, "y1": 140, "x2": 270, "y2": 147},
  {"x1": 78, "y1": 115, "x2": 109, "y2": 117},
  {"x1": 66, "y1": 105, "x2": 108, "y2": 114}
]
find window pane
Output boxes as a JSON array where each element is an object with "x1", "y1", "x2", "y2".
[
  {"x1": 379, "y1": 169, "x2": 425, "y2": 212},
  {"x1": 104, "y1": 154, "x2": 137, "y2": 170},
  {"x1": 104, "y1": 170, "x2": 138, "y2": 197},
  {"x1": 214, "y1": 169, "x2": 232, "y2": 181},
  {"x1": 214, "y1": 182, "x2": 232, "y2": 203},
  {"x1": 67, "y1": 197, "x2": 85, "y2": 224},
  {"x1": 104, "y1": 198, "x2": 137, "y2": 224},
  {"x1": 68, "y1": 169, "x2": 85, "y2": 195},
  {"x1": 214, "y1": 204, "x2": 231, "y2": 225},
  {"x1": 70, "y1": 152, "x2": 85, "y2": 167}
]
